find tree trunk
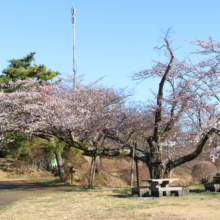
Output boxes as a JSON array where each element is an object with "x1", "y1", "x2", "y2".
[
  {"x1": 95, "y1": 155, "x2": 101, "y2": 173},
  {"x1": 89, "y1": 157, "x2": 94, "y2": 187},
  {"x1": 164, "y1": 165, "x2": 173, "y2": 178},
  {"x1": 91, "y1": 156, "x2": 97, "y2": 187},
  {"x1": 135, "y1": 143, "x2": 139, "y2": 187},
  {"x1": 130, "y1": 145, "x2": 135, "y2": 188},
  {"x1": 55, "y1": 152, "x2": 66, "y2": 182},
  {"x1": 47, "y1": 136, "x2": 66, "y2": 183},
  {"x1": 147, "y1": 160, "x2": 174, "y2": 179},
  {"x1": 148, "y1": 162, "x2": 165, "y2": 179}
]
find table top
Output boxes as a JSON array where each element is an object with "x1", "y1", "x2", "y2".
[{"x1": 142, "y1": 178, "x2": 179, "y2": 185}]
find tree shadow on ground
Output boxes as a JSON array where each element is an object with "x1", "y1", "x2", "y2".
[
  {"x1": 108, "y1": 195, "x2": 132, "y2": 198},
  {"x1": 0, "y1": 181, "x2": 76, "y2": 192},
  {"x1": 189, "y1": 189, "x2": 205, "y2": 194}
]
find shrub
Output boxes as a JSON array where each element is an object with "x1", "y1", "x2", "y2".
[
  {"x1": 19, "y1": 152, "x2": 32, "y2": 161},
  {"x1": 192, "y1": 161, "x2": 217, "y2": 183}
]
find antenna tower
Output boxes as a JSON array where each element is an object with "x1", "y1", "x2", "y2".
[{"x1": 72, "y1": 6, "x2": 77, "y2": 90}]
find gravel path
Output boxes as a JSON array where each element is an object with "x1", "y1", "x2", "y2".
[{"x1": 0, "y1": 177, "x2": 71, "y2": 211}]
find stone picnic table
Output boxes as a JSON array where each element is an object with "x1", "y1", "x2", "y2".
[
  {"x1": 142, "y1": 178, "x2": 182, "y2": 197},
  {"x1": 132, "y1": 178, "x2": 189, "y2": 197}
]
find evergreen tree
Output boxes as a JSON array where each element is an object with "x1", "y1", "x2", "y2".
[{"x1": 0, "y1": 52, "x2": 60, "y2": 84}]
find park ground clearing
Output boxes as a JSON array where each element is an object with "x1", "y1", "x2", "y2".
[{"x1": 0, "y1": 180, "x2": 220, "y2": 220}]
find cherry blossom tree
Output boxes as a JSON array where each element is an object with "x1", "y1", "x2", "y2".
[
  {"x1": 1, "y1": 29, "x2": 220, "y2": 179},
  {"x1": 129, "y1": 29, "x2": 220, "y2": 178}
]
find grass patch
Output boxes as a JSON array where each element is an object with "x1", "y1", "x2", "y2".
[
  {"x1": 40, "y1": 178, "x2": 77, "y2": 187},
  {"x1": 189, "y1": 183, "x2": 204, "y2": 190},
  {"x1": 112, "y1": 187, "x2": 131, "y2": 194},
  {"x1": 188, "y1": 183, "x2": 220, "y2": 198},
  {"x1": 1, "y1": 202, "x2": 17, "y2": 212},
  {"x1": 1, "y1": 185, "x2": 220, "y2": 220}
]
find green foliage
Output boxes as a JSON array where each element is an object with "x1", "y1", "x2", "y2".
[
  {"x1": 2, "y1": 133, "x2": 53, "y2": 159},
  {"x1": 5, "y1": 154, "x2": 14, "y2": 158},
  {"x1": 30, "y1": 136, "x2": 49, "y2": 147},
  {"x1": 69, "y1": 147, "x2": 83, "y2": 158},
  {"x1": 62, "y1": 147, "x2": 83, "y2": 162},
  {"x1": 0, "y1": 52, "x2": 60, "y2": 85},
  {"x1": 19, "y1": 152, "x2": 32, "y2": 161},
  {"x1": 3, "y1": 132, "x2": 30, "y2": 158},
  {"x1": 2, "y1": 132, "x2": 66, "y2": 160},
  {"x1": 216, "y1": 172, "x2": 220, "y2": 176},
  {"x1": 44, "y1": 142, "x2": 55, "y2": 153},
  {"x1": 4, "y1": 132, "x2": 28, "y2": 150},
  {"x1": 44, "y1": 137, "x2": 65, "y2": 154}
]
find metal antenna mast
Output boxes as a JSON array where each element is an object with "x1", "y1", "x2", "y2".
[{"x1": 72, "y1": 6, "x2": 77, "y2": 90}]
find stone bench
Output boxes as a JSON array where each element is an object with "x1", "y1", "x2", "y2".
[
  {"x1": 132, "y1": 186, "x2": 150, "y2": 197},
  {"x1": 132, "y1": 186, "x2": 189, "y2": 197},
  {"x1": 204, "y1": 183, "x2": 220, "y2": 192},
  {"x1": 151, "y1": 186, "x2": 183, "y2": 197},
  {"x1": 181, "y1": 186, "x2": 189, "y2": 196}
]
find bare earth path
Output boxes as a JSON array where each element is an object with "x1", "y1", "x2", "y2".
[{"x1": 0, "y1": 177, "x2": 71, "y2": 211}]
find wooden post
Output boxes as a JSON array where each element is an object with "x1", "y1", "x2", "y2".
[
  {"x1": 130, "y1": 144, "x2": 135, "y2": 188},
  {"x1": 69, "y1": 165, "x2": 75, "y2": 184},
  {"x1": 135, "y1": 142, "x2": 139, "y2": 188}
]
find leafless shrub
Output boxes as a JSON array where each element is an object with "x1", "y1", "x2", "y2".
[{"x1": 192, "y1": 161, "x2": 217, "y2": 183}]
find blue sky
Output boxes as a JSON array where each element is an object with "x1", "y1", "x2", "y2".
[{"x1": 0, "y1": 0, "x2": 220, "y2": 101}]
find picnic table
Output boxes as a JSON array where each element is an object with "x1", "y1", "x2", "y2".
[{"x1": 142, "y1": 178, "x2": 183, "y2": 197}]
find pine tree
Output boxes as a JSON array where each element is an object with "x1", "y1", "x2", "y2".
[{"x1": 0, "y1": 52, "x2": 60, "y2": 84}]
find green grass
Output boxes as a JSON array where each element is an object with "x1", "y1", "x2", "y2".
[
  {"x1": 39, "y1": 180, "x2": 220, "y2": 199},
  {"x1": 1, "y1": 202, "x2": 17, "y2": 211},
  {"x1": 1, "y1": 184, "x2": 220, "y2": 220},
  {"x1": 112, "y1": 188, "x2": 131, "y2": 194},
  {"x1": 189, "y1": 183, "x2": 204, "y2": 189},
  {"x1": 188, "y1": 184, "x2": 220, "y2": 198},
  {"x1": 40, "y1": 177, "x2": 60, "y2": 185},
  {"x1": 40, "y1": 178, "x2": 76, "y2": 186}
]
